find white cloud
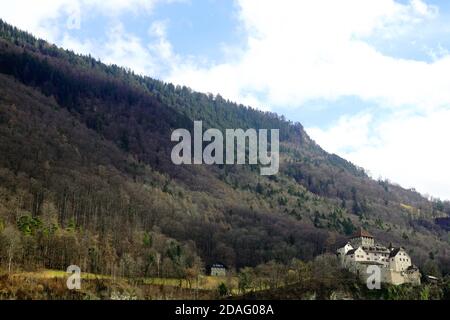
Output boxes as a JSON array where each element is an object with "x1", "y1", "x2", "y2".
[
  {"x1": 167, "y1": 0, "x2": 449, "y2": 112},
  {"x1": 410, "y1": 0, "x2": 438, "y2": 17},
  {"x1": 307, "y1": 113, "x2": 375, "y2": 154},
  {"x1": 60, "y1": 20, "x2": 178, "y2": 77},
  {"x1": 83, "y1": 0, "x2": 158, "y2": 14},
  {"x1": 147, "y1": 20, "x2": 180, "y2": 69},
  {"x1": 0, "y1": 0, "x2": 183, "y2": 77},
  {"x1": 0, "y1": 0, "x2": 161, "y2": 42},
  {"x1": 308, "y1": 108, "x2": 450, "y2": 200},
  {"x1": 0, "y1": 0, "x2": 70, "y2": 41}
]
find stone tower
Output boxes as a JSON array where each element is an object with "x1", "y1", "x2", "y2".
[{"x1": 350, "y1": 228, "x2": 374, "y2": 247}]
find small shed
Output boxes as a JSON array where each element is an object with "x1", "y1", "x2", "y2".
[{"x1": 210, "y1": 264, "x2": 226, "y2": 277}]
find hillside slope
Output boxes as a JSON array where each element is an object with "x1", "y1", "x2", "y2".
[{"x1": 0, "y1": 20, "x2": 448, "y2": 278}]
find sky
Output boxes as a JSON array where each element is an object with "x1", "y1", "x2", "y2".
[{"x1": 1, "y1": 0, "x2": 450, "y2": 200}]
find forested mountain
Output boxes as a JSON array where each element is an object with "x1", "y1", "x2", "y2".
[{"x1": 0, "y1": 19, "x2": 449, "y2": 283}]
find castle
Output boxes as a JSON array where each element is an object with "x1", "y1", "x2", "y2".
[{"x1": 336, "y1": 229, "x2": 421, "y2": 286}]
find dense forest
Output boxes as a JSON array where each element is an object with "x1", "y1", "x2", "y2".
[{"x1": 0, "y1": 19, "x2": 449, "y2": 298}]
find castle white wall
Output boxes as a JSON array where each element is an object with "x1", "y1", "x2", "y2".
[
  {"x1": 337, "y1": 236, "x2": 420, "y2": 286},
  {"x1": 389, "y1": 250, "x2": 412, "y2": 272}
]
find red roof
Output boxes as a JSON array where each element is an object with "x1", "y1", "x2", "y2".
[{"x1": 351, "y1": 228, "x2": 373, "y2": 238}]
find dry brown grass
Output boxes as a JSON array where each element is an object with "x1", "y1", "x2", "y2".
[{"x1": 0, "y1": 269, "x2": 217, "y2": 300}]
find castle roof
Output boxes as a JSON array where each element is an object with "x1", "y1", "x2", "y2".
[
  {"x1": 389, "y1": 247, "x2": 405, "y2": 258},
  {"x1": 351, "y1": 228, "x2": 373, "y2": 239},
  {"x1": 361, "y1": 246, "x2": 390, "y2": 253}
]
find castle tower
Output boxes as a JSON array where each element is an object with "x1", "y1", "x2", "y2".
[{"x1": 350, "y1": 228, "x2": 374, "y2": 247}]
